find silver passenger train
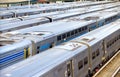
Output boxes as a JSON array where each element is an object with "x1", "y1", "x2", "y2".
[
  {"x1": 0, "y1": 11, "x2": 119, "y2": 69},
  {"x1": 1, "y1": 19, "x2": 120, "y2": 77},
  {"x1": 0, "y1": 6, "x2": 119, "y2": 25},
  {"x1": 0, "y1": 1, "x2": 113, "y2": 11},
  {"x1": 0, "y1": 5, "x2": 120, "y2": 33},
  {"x1": 0, "y1": 1, "x2": 119, "y2": 19}
]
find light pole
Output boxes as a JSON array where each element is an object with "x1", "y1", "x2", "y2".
[{"x1": 28, "y1": 0, "x2": 30, "y2": 8}]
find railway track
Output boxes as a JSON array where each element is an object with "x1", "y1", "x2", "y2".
[
  {"x1": 93, "y1": 50, "x2": 120, "y2": 77},
  {"x1": 112, "y1": 67, "x2": 120, "y2": 77}
]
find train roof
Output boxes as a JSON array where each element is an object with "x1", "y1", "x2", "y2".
[
  {"x1": 0, "y1": 12, "x2": 13, "y2": 17},
  {"x1": 4, "y1": 31, "x2": 54, "y2": 43},
  {"x1": 0, "y1": 17, "x2": 49, "y2": 32},
  {"x1": 1, "y1": 6, "x2": 119, "y2": 25},
  {"x1": 0, "y1": 39, "x2": 31, "y2": 54},
  {"x1": 0, "y1": 1, "x2": 114, "y2": 11},
  {"x1": 0, "y1": 11, "x2": 64, "y2": 25},
  {"x1": 1, "y1": 9, "x2": 119, "y2": 33},
  {"x1": 1, "y1": 2, "x2": 119, "y2": 16},
  {"x1": 1, "y1": 11, "x2": 118, "y2": 43},
  {"x1": 0, "y1": 44, "x2": 86, "y2": 77},
  {"x1": 1, "y1": 19, "x2": 120, "y2": 77},
  {"x1": 69, "y1": 20, "x2": 120, "y2": 52},
  {"x1": 10, "y1": 19, "x2": 94, "y2": 34},
  {"x1": 0, "y1": 19, "x2": 94, "y2": 43},
  {"x1": 0, "y1": 18, "x2": 21, "y2": 25}
]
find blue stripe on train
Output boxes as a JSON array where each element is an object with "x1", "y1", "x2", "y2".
[
  {"x1": 40, "y1": 43, "x2": 51, "y2": 51},
  {"x1": 0, "y1": 51, "x2": 24, "y2": 64},
  {"x1": 90, "y1": 25, "x2": 96, "y2": 30}
]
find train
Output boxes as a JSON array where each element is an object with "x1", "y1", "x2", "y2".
[
  {"x1": 0, "y1": 11, "x2": 61, "y2": 25},
  {"x1": 0, "y1": 6, "x2": 119, "y2": 25},
  {"x1": 0, "y1": 2, "x2": 119, "y2": 19},
  {"x1": 0, "y1": 1, "x2": 98, "y2": 10},
  {"x1": 0, "y1": 1, "x2": 114, "y2": 11},
  {"x1": 0, "y1": 5, "x2": 120, "y2": 33},
  {"x1": 0, "y1": 10, "x2": 119, "y2": 69},
  {"x1": 1, "y1": 19, "x2": 120, "y2": 77}
]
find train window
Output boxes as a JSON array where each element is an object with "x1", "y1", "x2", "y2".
[
  {"x1": 78, "y1": 28, "x2": 81, "y2": 32},
  {"x1": 115, "y1": 37, "x2": 117, "y2": 42},
  {"x1": 85, "y1": 26, "x2": 87, "y2": 30},
  {"x1": 117, "y1": 36, "x2": 119, "y2": 40},
  {"x1": 71, "y1": 31, "x2": 74, "y2": 35},
  {"x1": 105, "y1": 19, "x2": 108, "y2": 22},
  {"x1": 37, "y1": 46, "x2": 40, "y2": 49},
  {"x1": 78, "y1": 60, "x2": 83, "y2": 70},
  {"x1": 62, "y1": 34, "x2": 66, "y2": 39},
  {"x1": 25, "y1": 13, "x2": 27, "y2": 16},
  {"x1": 115, "y1": 15, "x2": 117, "y2": 19},
  {"x1": 109, "y1": 43, "x2": 112, "y2": 47},
  {"x1": 57, "y1": 35, "x2": 61, "y2": 41},
  {"x1": 82, "y1": 27, "x2": 84, "y2": 31},
  {"x1": 107, "y1": 43, "x2": 109, "y2": 48},
  {"x1": 92, "y1": 52, "x2": 96, "y2": 59},
  {"x1": 43, "y1": 11, "x2": 45, "y2": 13},
  {"x1": 1, "y1": 17, "x2": 3, "y2": 19},
  {"x1": 75, "y1": 29, "x2": 78, "y2": 34},
  {"x1": 84, "y1": 57, "x2": 88, "y2": 65},
  {"x1": 96, "y1": 49, "x2": 100, "y2": 56},
  {"x1": 12, "y1": 16, "x2": 14, "y2": 18},
  {"x1": 67, "y1": 32, "x2": 70, "y2": 37},
  {"x1": 112, "y1": 40, "x2": 114, "y2": 44},
  {"x1": 0, "y1": 31, "x2": 2, "y2": 34},
  {"x1": 117, "y1": 35, "x2": 119, "y2": 40},
  {"x1": 116, "y1": 36, "x2": 118, "y2": 40}
]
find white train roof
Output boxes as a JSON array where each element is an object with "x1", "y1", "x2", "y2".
[
  {"x1": 0, "y1": 2, "x2": 119, "y2": 16},
  {"x1": 0, "y1": 1, "x2": 113, "y2": 11},
  {"x1": 0, "y1": 17, "x2": 49, "y2": 32},
  {"x1": 1, "y1": 19, "x2": 120, "y2": 77},
  {"x1": 0, "y1": 39, "x2": 32, "y2": 54},
  {"x1": 1, "y1": 11, "x2": 118, "y2": 43}
]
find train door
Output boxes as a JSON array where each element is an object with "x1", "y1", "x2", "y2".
[
  {"x1": 101, "y1": 40, "x2": 107, "y2": 64},
  {"x1": 66, "y1": 60, "x2": 74, "y2": 77},
  {"x1": 24, "y1": 47, "x2": 30, "y2": 59}
]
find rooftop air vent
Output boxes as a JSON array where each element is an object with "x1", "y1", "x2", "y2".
[
  {"x1": 55, "y1": 42, "x2": 82, "y2": 51},
  {"x1": 23, "y1": 31, "x2": 47, "y2": 36},
  {"x1": 0, "y1": 40, "x2": 15, "y2": 46},
  {"x1": 69, "y1": 18, "x2": 82, "y2": 21},
  {"x1": 81, "y1": 36, "x2": 95, "y2": 42},
  {"x1": 83, "y1": 16, "x2": 99, "y2": 21},
  {"x1": 3, "y1": 32, "x2": 20, "y2": 37}
]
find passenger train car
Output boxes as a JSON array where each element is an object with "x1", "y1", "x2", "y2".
[
  {"x1": 0, "y1": 6, "x2": 120, "y2": 33},
  {"x1": 0, "y1": 1, "x2": 113, "y2": 11},
  {"x1": 1, "y1": 19, "x2": 120, "y2": 77},
  {"x1": 0, "y1": 2, "x2": 119, "y2": 19},
  {"x1": 0, "y1": 8, "x2": 85, "y2": 25},
  {"x1": 0, "y1": 6, "x2": 119, "y2": 25},
  {"x1": 0, "y1": 39, "x2": 33, "y2": 69},
  {"x1": 0, "y1": 11, "x2": 119, "y2": 69}
]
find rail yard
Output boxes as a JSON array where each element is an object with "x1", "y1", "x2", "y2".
[{"x1": 0, "y1": 1, "x2": 120, "y2": 77}]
